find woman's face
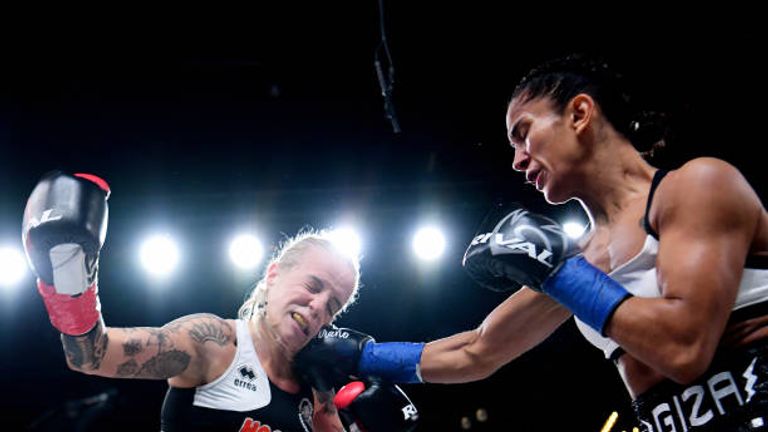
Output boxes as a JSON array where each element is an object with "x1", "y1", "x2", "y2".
[
  {"x1": 263, "y1": 246, "x2": 356, "y2": 357},
  {"x1": 505, "y1": 95, "x2": 585, "y2": 203}
]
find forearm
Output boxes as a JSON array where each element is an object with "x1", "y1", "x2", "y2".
[
  {"x1": 421, "y1": 289, "x2": 570, "y2": 383},
  {"x1": 312, "y1": 389, "x2": 346, "y2": 432},
  {"x1": 421, "y1": 330, "x2": 492, "y2": 383},
  {"x1": 61, "y1": 319, "x2": 109, "y2": 373},
  {"x1": 60, "y1": 318, "x2": 208, "y2": 380}
]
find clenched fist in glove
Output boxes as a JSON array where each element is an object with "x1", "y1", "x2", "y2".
[
  {"x1": 463, "y1": 202, "x2": 632, "y2": 335},
  {"x1": 22, "y1": 171, "x2": 110, "y2": 336},
  {"x1": 334, "y1": 379, "x2": 419, "y2": 432}
]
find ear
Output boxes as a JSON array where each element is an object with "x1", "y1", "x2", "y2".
[
  {"x1": 265, "y1": 261, "x2": 280, "y2": 286},
  {"x1": 569, "y1": 93, "x2": 595, "y2": 136}
]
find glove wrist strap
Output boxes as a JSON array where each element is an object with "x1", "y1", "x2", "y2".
[
  {"x1": 359, "y1": 342, "x2": 425, "y2": 384},
  {"x1": 38, "y1": 280, "x2": 101, "y2": 336},
  {"x1": 542, "y1": 256, "x2": 631, "y2": 335}
]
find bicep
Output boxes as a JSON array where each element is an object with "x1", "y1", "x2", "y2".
[
  {"x1": 605, "y1": 161, "x2": 761, "y2": 378},
  {"x1": 654, "y1": 162, "x2": 759, "y2": 331},
  {"x1": 421, "y1": 288, "x2": 570, "y2": 383},
  {"x1": 654, "y1": 207, "x2": 754, "y2": 336}
]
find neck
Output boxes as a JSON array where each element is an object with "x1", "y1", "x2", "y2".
[
  {"x1": 576, "y1": 138, "x2": 656, "y2": 227},
  {"x1": 248, "y1": 319, "x2": 301, "y2": 393}
]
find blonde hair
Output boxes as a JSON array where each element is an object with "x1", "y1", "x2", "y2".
[{"x1": 238, "y1": 228, "x2": 361, "y2": 323}]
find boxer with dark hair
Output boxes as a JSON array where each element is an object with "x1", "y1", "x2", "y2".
[{"x1": 296, "y1": 53, "x2": 768, "y2": 431}]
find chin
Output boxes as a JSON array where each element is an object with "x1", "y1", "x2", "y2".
[{"x1": 542, "y1": 185, "x2": 570, "y2": 205}]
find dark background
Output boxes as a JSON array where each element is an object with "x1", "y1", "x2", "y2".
[{"x1": 0, "y1": 4, "x2": 764, "y2": 431}]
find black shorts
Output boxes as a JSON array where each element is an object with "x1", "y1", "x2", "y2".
[{"x1": 632, "y1": 339, "x2": 768, "y2": 431}]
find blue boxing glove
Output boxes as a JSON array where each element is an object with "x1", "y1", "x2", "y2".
[
  {"x1": 294, "y1": 326, "x2": 424, "y2": 392},
  {"x1": 463, "y1": 203, "x2": 632, "y2": 335}
]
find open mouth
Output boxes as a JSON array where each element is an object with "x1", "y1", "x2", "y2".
[
  {"x1": 291, "y1": 312, "x2": 309, "y2": 336},
  {"x1": 526, "y1": 170, "x2": 540, "y2": 186}
]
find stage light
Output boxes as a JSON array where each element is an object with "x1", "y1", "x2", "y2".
[
  {"x1": 412, "y1": 226, "x2": 446, "y2": 261},
  {"x1": 229, "y1": 234, "x2": 264, "y2": 270},
  {"x1": 328, "y1": 227, "x2": 362, "y2": 259},
  {"x1": 0, "y1": 246, "x2": 27, "y2": 288},
  {"x1": 139, "y1": 234, "x2": 180, "y2": 277}
]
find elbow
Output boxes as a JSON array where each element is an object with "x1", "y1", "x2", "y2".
[{"x1": 663, "y1": 341, "x2": 714, "y2": 385}]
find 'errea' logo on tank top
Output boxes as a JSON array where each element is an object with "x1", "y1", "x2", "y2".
[{"x1": 234, "y1": 365, "x2": 259, "y2": 392}]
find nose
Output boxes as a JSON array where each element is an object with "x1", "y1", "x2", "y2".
[
  {"x1": 512, "y1": 148, "x2": 530, "y2": 172},
  {"x1": 308, "y1": 294, "x2": 331, "y2": 322}
]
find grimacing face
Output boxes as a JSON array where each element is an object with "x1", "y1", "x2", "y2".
[
  {"x1": 262, "y1": 245, "x2": 356, "y2": 355},
  {"x1": 506, "y1": 96, "x2": 586, "y2": 204}
]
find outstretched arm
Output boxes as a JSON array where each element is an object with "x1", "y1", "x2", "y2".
[
  {"x1": 295, "y1": 289, "x2": 570, "y2": 388},
  {"x1": 420, "y1": 288, "x2": 571, "y2": 383}
]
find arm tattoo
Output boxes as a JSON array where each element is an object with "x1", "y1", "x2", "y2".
[
  {"x1": 315, "y1": 391, "x2": 338, "y2": 416},
  {"x1": 122, "y1": 339, "x2": 143, "y2": 356},
  {"x1": 188, "y1": 320, "x2": 231, "y2": 347},
  {"x1": 116, "y1": 350, "x2": 191, "y2": 378},
  {"x1": 61, "y1": 321, "x2": 109, "y2": 371},
  {"x1": 113, "y1": 325, "x2": 191, "y2": 379},
  {"x1": 136, "y1": 351, "x2": 191, "y2": 377}
]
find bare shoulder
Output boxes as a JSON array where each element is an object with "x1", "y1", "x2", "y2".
[
  {"x1": 664, "y1": 157, "x2": 745, "y2": 191},
  {"x1": 165, "y1": 314, "x2": 238, "y2": 386},
  {"x1": 654, "y1": 157, "x2": 761, "y2": 230},
  {"x1": 165, "y1": 313, "x2": 237, "y2": 348},
  {"x1": 659, "y1": 158, "x2": 753, "y2": 204}
]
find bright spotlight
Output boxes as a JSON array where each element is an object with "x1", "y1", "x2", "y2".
[
  {"x1": 562, "y1": 221, "x2": 587, "y2": 239},
  {"x1": 0, "y1": 246, "x2": 28, "y2": 288},
  {"x1": 229, "y1": 234, "x2": 264, "y2": 270},
  {"x1": 139, "y1": 234, "x2": 180, "y2": 277},
  {"x1": 412, "y1": 226, "x2": 446, "y2": 261},
  {"x1": 328, "y1": 227, "x2": 362, "y2": 259}
]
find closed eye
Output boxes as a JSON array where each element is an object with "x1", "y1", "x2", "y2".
[
  {"x1": 510, "y1": 121, "x2": 529, "y2": 146},
  {"x1": 307, "y1": 275, "x2": 342, "y2": 318},
  {"x1": 305, "y1": 282, "x2": 321, "y2": 294},
  {"x1": 327, "y1": 298, "x2": 342, "y2": 317}
]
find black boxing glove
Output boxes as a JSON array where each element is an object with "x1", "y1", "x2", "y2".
[
  {"x1": 463, "y1": 202, "x2": 632, "y2": 335},
  {"x1": 295, "y1": 326, "x2": 424, "y2": 392},
  {"x1": 22, "y1": 171, "x2": 110, "y2": 335},
  {"x1": 294, "y1": 326, "x2": 374, "y2": 392},
  {"x1": 333, "y1": 379, "x2": 419, "y2": 432},
  {"x1": 462, "y1": 202, "x2": 577, "y2": 292}
]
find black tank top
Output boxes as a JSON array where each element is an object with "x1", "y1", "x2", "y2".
[{"x1": 161, "y1": 381, "x2": 314, "y2": 432}]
